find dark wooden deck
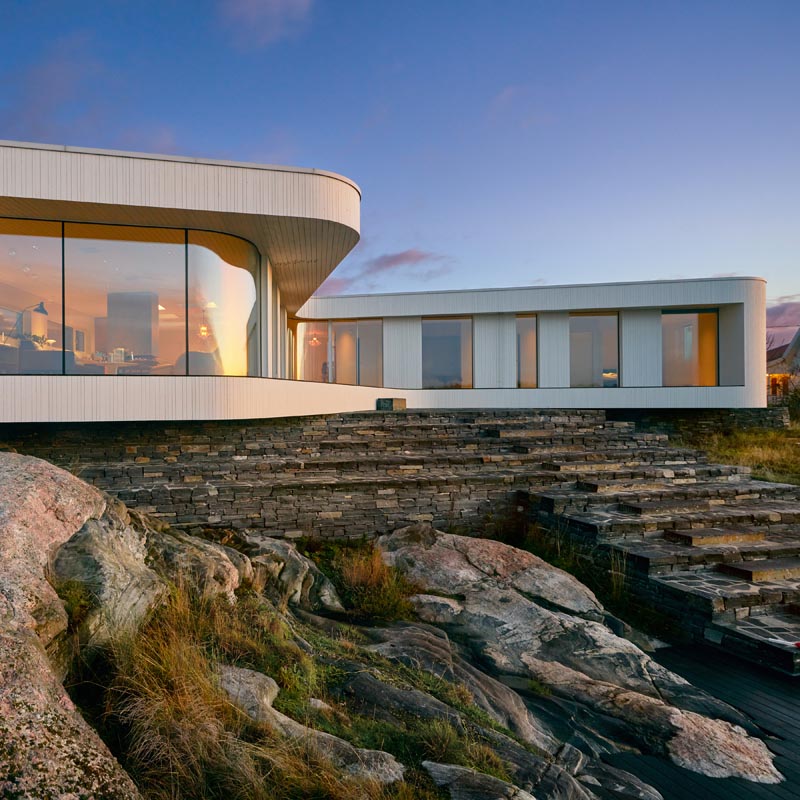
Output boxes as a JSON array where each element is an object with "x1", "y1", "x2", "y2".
[{"x1": 607, "y1": 644, "x2": 800, "y2": 799}]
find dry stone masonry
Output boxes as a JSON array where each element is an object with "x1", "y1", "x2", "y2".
[{"x1": 1, "y1": 406, "x2": 799, "y2": 676}]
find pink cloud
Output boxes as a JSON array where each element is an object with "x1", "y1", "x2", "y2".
[
  {"x1": 218, "y1": 0, "x2": 314, "y2": 47},
  {"x1": 767, "y1": 301, "x2": 800, "y2": 328},
  {"x1": 315, "y1": 248, "x2": 452, "y2": 296}
]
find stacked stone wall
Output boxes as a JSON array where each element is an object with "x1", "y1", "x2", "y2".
[
  {"x1": 0, "y1": 410, "x2": 606, "y2": 539},
  {"x1": 606, "y1": 407, "x2": 789, "y2": 438}
]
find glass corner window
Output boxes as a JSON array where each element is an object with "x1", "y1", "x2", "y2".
[
  {"x1": 292, "y1": 318, "x2": 383, "y2": 386},
  {"x1": 662, "y1": 310, "x2": 718, "y2": 387}
]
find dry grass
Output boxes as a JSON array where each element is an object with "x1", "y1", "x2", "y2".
[
  {"x1": 687, "y1": 423, "x2": 800, "y2": 485},
  {"x1": 331, "y1": 545, "x2": 418, "y2": 623},
  {"x1": 103, "y1": 586, "x2": 422, "y2": 800}
]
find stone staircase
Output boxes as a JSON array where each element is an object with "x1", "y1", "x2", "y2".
[
  {"x1": 2, "y1": 407, "x2": 799, "y2": 674},
  {"x1": 532, "y1": 457, "x2": 800, "y2": 675}
]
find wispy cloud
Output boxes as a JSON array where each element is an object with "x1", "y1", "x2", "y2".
[
  {"x1": 486, "y1": 84, "x2": 550, "y2": 129},
  {"x1": 115, "y1": 125, "x2": 181, "y2": 155},
  {"x1": 0, "y1": 34, "x2": 185, "y2": 155},
  {"x1": 0, "y1": 33, "x2": 105, "y2": 144},
  {"x1": 487, "y1": 85, "x2": 523, "y2": 120},
  {"x1": 315, "y1": 248, "x2": 453, "y2": 295},
  {"x1": 218, "y1": 0, "x2": 314, "y2": 48},
  {"x1": 770, "y1": 293, "x2": 800, "y2": 305}
]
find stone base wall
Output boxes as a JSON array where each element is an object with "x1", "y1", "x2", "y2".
[
  {"x1": 0, "y1": 410, "x2": 600, "y2": 539},
  {"x1": 606, "y1": 407, "x2": 789, "y2": 438}
]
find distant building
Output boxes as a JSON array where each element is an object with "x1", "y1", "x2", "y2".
[
  {"x1": 0, "y1": 140, "x2": 767, "y2": 423},
  {"x1": 767, "y1": 327, "x2": 800, "y2": 403}
]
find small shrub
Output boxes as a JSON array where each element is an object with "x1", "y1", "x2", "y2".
[
  {"x1": 527, "y1": 678, "x2": 552, "y2": 697},
  {"x1": 54, "y1": 579, "x2": 96, "y2": 630}
]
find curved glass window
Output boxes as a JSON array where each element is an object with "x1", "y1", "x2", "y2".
[
  {"x1": 0, "y1": 216, "x2": 261, "y2": 377},
  {"x1": 65, "y1": 224, "x2": 186, "y2": 375},
  {"x1": 188, "y1": 231, "x2": 259, "y2": 376},
  {"x1": 0, "y1": 219, "x2": 63, "y2": 374}
]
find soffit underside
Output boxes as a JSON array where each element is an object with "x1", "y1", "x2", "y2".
[{"x1": 0, "y1": 196, "x2": 359, "y2": 312}]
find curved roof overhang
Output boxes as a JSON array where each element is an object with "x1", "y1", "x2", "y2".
[{"x1": 0, "y1": 140, "x2": 361, "y2": 313}]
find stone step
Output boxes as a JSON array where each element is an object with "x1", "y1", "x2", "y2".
[
  {"x1": 718, "y1": 558, "x2": 800, "y2": 582},
  {"x1": 704, "y1": 609, "x2": 800, "y2": 675},
  {"x1": 652, "y1": 570, "x2": 800, "y2": 617},
  {"x1": 617, "y1": 498, "x2": 714, "y2": 515},
  {"x1": 612, "y1": 533, "x2": 800, "y2": 575},
  {"x1": 665, "y1": 528, "x2": 767, "y2": 546},
  {"x1": 574, "y1": 465, "x2": 748, "y2": 491},
  {"x1": 481, "y1": 423, "x2": 643, "y2": 439},
  {"x1": 540, "y1": 478, "x2": 785, "y2": 515},
  {"x1": 553, "y1": 500, "x2": 800, "y2": 540}
]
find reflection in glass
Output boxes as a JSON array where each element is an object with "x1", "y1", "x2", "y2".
[
  {"x1": 0, "y1": 219, "x2": 63, "y2": 374},
  {"x1": 357, "y1": 319, "x2": 383, "y2": 387},
  {"x1": 332, "y1": 321, "x2": 357, "y2": 384},
  {"x1": 569, "y1": 314, "x2": 619, "y2": 388},
  {"x1": 188, "y1": 231, "x2": 259, "y2": 376},
  {"x1": 64, "y1": 224, "x2": 186, "y2": 375},
  {"x1": 516, "y1": 315, "x2": 537, "y2": 388},
  {"x1": 422, "y1": 318, "x2": 473, "y2": 389},
  {"x1": 292, "y1": 319, "x2": 383, "y2": 386},
  {"x1": 293, "y1": 321, "x2": 330, "y2": 382},
  {"x1": 662, "y1": 311, "x2": 718, "y2": 386}
]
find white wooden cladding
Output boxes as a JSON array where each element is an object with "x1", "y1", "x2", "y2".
[
  {"x1": 0, "y1": 376, "x2": 762, "y2": 424},
  {"x1": 383, "y1": 317, "x2": 422, "y2": 389},
  {"x1": 473, "y1": 315, "x2": 516, "y2": 389},
  {"x1": 301, "y1": 276, "x2": 764, "y2": 318},
  {"x1": 619, "y1": 309, "x2": 662, "y2": 387},
  {"x1": 300, "y1": 277, "x2": 766, "y2": 408},
  {"x1": 0, "y1": 140, "x2": 361, "y2": 312}
]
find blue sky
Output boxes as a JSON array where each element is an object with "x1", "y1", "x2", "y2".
[{"x1": 1, "y1": 0, "x2": 798, "y2": 306}]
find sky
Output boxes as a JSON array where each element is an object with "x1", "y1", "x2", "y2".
[{"x1": 1, "y1": 0, "x2": 798, "y2": 310}]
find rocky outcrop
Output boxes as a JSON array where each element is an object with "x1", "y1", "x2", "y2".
[
  {"x1": 52, "y1": 499, "x2": 167, "y2": 649},
  {"x1": 217, "y1": 663, "x2": 405, "y2": 784},
  {"x1": 423, "y1": 761, "x2": 537, "y2": 800},
  {"x1": 233, "y1": 532, "x2": 344, "y2": 612},
  {"x1": 378, "y1": 524, "x2": 782, "y2": 784},
  {"x1": 0, "y1": 453, "x2": 141, "y2": 798},
  {"x1": 368, "y1": 622, "x2": 559, "y2": 754},
  {"x1": 146, "y1": 527, "x2": 253, "y2": 601}
]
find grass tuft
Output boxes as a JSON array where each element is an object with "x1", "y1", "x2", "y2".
[{"x1": 304, "y1": 540, "x2": 419, "y2": 623}]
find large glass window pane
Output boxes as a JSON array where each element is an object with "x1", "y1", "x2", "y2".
[
  {"x1": 64, "y1": 224, "x2": 185, "y2": 375},
  {"x1": 516, "y1": 315, "x2": 537, "y2": 388},
  {"x1": 422, "y1": 317, "x2": 473, "y2": 389},
  {"x1": 292, "y1": 320, "x2": 330, "y2": 381},
  {"x1": 331, "y1": 321, "x2": 357, "y2": 384},
  {"x1": 358, "y1": 319, "x2": 383, "y2": 386},
  {"x1": 662, "y1": 311, "x2": 718, "y2": 386},
  {"x1": 569, "y1": 313, "x2": 619, "y2": 387},
  {"x1": 0, "y1": 219, "x2": 63, "y2": 374},
  {"x1": 188, "y1": 231, "x2": 259, "y2": 376}
]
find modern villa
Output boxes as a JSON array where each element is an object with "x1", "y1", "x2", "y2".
[{"x1": 0, "y1": 139, "x2": 766, "y2": 424}]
